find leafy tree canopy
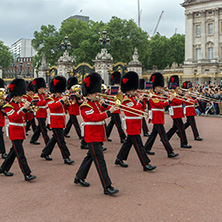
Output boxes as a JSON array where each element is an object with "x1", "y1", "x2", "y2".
[{"x1": 0, "y1": 41, "x2": 13, "y2": 70}]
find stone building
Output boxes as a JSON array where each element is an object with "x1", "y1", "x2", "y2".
[{"x1": 181, "y1": 0, "x2": 222, "y2": 84}]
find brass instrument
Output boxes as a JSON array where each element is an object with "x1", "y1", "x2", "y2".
[
  {"x1": 0, "y1": 88, "x2": 6, "y2": 106},
  {"x1": 22, "y1": 100, "x2": 39, "y2": 112},
  {"x1": 101, "y1": 84, "x2": 108, "y2": 93},
  {"x1": 97, "y1": 92, "x2": 148, "y2": 117}
]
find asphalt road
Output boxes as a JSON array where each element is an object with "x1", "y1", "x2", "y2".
[{"x1": 0, "y1": 115, "x2": 221, "y2": 222}]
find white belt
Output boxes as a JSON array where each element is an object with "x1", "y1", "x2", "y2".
[
  {"x1": 171, "y1": 105, "x2": 182, "y2": 108},
  {"x1": 9, "y1": 122, "x2": 26, "y2": 127},
  {"x1": 151, "y1": 108, "x2": 164, "y2": 112},
  {"x1": 185, "y1": 105, "x2": 194, "y2": 108},
  {"x1": 50, "y1": 113, "x2": 66, "y2": 116},
  {"x1": 125, "y1": 116, "x2": 142, "y2": 120},
  {"x1": 38, "y1": 106, "x2": 47, "y2": 109},
  {"x1": 80, "y1": 121, "x2": 104, "y2": 137}
]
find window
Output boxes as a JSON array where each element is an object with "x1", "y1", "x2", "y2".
[
  {"x1": 196, "y1": 25, "x2": 201, "y2": 36},
  {"x1": 205, "y1": 69, "x2": 210, "y2": 72},
  {"x1": 208, "y1": 23, "x2": 213, "y2": 35},
  {"x1": 208, "y1": 47, "x2": 213, "y2": 59},
  {"x1": 196, "y1": 48, "x2": 201, "y2": 60}
]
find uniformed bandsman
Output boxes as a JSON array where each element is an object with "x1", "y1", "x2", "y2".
[{"x1": 0, "y1": 78, "x2": 36, "y2": 181}]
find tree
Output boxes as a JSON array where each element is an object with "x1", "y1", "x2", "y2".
[
  {"x1": 0, "y1": 41, "x2": 13, "y2": 70},
  {"x1": 32, "y1": 25, "x2": 60, "y2": 69}
]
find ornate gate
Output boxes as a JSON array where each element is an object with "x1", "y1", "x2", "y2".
[
  {"x1": 47, "y1": 66, "x2": 58, "y2": 84},
  {"x1": 71, "y1": 63, "x2": 95, "y2": 84}
]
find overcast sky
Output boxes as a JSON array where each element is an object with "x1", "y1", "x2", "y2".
[{"x1": 0, "y1": 0, "x2": 186, "y2": 47}]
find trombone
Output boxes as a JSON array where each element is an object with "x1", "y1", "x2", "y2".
[{"x1": 96, "y1": 92, "x2": 149, "y2": 117}]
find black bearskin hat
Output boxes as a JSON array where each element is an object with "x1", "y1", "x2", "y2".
[
  {"x1": 27, "y1": 81, "x2": 34, "y2": 92},
  {"x1": 121, "y1": 71, "x2": 139, "y2": 93},
  {"x1": 33, "y1": 77, "x2": 46, "y2": 93},
  {"x1": 139, "y1": 79, "x2": 145, "y2": 89},
  {"x1": 67, "y1": 77, "x2": 78, "y2": 90},
  {"x1": 168, "y1": 75, "x2": 179, "y2": 88},
  {"x1": 50, "y1": 76, "x2": 67, "y2": 93},
  {"x1": 8, "y1": 78, "x2": 26, "y2": 98},
  {"x1": 111, "y1": 71, "x2": 121, "y2": 85},
  {"x1": 150, "y1": 72, "x2": 164, "y2": 89},
  {"x1": 0, "y1": 78, "x2": 5, "y2": 88},
  {"x1": 82, "y1": 72, "x2": 101, "y2": 96},
  {"x1": 182, "y1": 81, "x2": 192, "y2": 89}
]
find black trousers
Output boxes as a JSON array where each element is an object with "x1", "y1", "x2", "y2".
[
  {"x1": 1, "y1": 140, "x2": 31, "y2": 175},
  {"x1": 117, "y1": 134, "x2": 150, "y2": 166},
  {"x1": 31, "y1": 118, "x2": 49, "y2": 145},
  {"x1": 184, "y1": 116, "x2": 199, "y2": 139},
  {"x1": 106, "y1": 113, "x2": 126, "y2": 141},
  {"x1": 167, "y1": 118, "x2": 188, "y2": 146},
  {"x1": 142, "y1": 117, "x2": 149, "y2": 135},
  {"x1": 76, "y1": 142, "x2": 111, "y2": 189},
  {"x1": 144, "y1": 124, "x2": 174, "y2": 154},
  {"x1": 26, "y1": 116, "x2": 37, "y2": 133},
  {"x1": 0, "y1": 126, "x2": 6, "y2": 154},
  {"x1": 64, "y1": 114, "x2": 81, "y2": 139},
  {"x1": 42, "y1": 128, "x2": 70, "y2": 159}
]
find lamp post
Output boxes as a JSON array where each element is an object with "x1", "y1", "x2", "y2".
[
  {"x1": 61, "y1": 34, "x2": 72, "y2": 51},
  {"x1": 98, "y1": 30, "x2": 110, "y2": 48}
]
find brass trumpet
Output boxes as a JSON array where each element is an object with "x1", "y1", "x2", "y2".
[
  {"x1": 22, "y1": 99, "x2": 39, "y2": 112},
  {"x1": 0, "y1": 88, "x2": 6, "y2": 106}
]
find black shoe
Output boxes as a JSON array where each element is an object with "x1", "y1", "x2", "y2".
[
  {"x1": 143, "y1": 133, "x2": 150, "y2": 137},
  {"x1": 25, "y1": 174, "x2": 36, "y2": 181},
  {"x1": 143, "y1": 164, "x2": 156, "y2": 171},
  {"x1": 81, "y1": 145, "x2": 89, "y2": 149},
  {"x1": 40, "y1": 153, "x2": 53, "y2": 161},
  {"x1": 146, "y1": 150, "x2": 155, "y2": 155},
  {"x1": 64, "y1": 134, "x2": 70, "y2": 138},
  {"x1": 195, "y1": 136, "x2": 203, "y2": 141},
  {"x1": 101, "y1": 147, "x2": 107, "y2": 152},
  {"x1": 181, "y1": 144, "x2": 192, "y2": 149},
  {"x1": 104, "y1": 186, "x2": 119, "y2": 195},
  {"x1": 1, "y1": 153, "x2": 7, "y2": 159},
  {"x1": 115, "y1": 158, "x2": 128, "y2": 168},
  {"x1": 107, "y1": 138, "x2": 112, "y2": 142},
  {"x1": 64, "y1": 158, "x2": 74, "y2": 165},
  {"x1": 0, "y1": 167, "x2": 14, "y2": 176},
  {"x1": 168, "y1": 152, "x2": 179, "y2": 158},
  {"x1": 26, "y1": 133, "x2": 28, "y2": 136},
  {"x1": 30, "y1": 141, "x2": 40, "y2": 145},
  {"x1": 46, "y1": 125, "x2": 52, "y2": 131},
  {"x1": 121, "y1": 139, "x2": 126, "y2": 143},
  {"x1": 74, "y1": 177, "x2": 90, "y2": 187}
]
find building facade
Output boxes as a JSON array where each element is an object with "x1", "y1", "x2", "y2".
[
  {"x1": 181, "y1": 0, "x2": 222, "y2": 84},
  {"x1": 10, "y1": 38, "x2": 36, "y2": 61}
]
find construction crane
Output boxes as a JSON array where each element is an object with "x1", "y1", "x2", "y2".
[{"x1": 153, "y1": 10, "x2": 164, "y2": 36}]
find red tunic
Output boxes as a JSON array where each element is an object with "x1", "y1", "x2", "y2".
[
  {"x1": 80, "y1": 100, "x2": 109, "y2": 143},
  {"x1": 183, "y1": 97, "x2": 197, "y2": 117},
  {"x1": 149, "y1": 93, "x2": 169, "y2": 124},
  {"x1": 169, "y1": 96, "x2": 184, "y2": 119},
  {"x1": 34, "y1": 93, "x2": 48, "y2": 118},
  {"x1": 3, "y1": 101, "x2": 33, "y2": 140},
  {"x1": 48, "y1": 96, "x2": 69, "y2": 129},
  {"x1": 68, "y1": 93, "x2": 80, "y2": 116},
  {"x1": 122, "y1": 95, "x2": 143, "y2": 135},
  {"x1": 0, "y1": 110, "x2": 5, "y2": 127}
]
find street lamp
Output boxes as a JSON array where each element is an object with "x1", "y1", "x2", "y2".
[
  {"x1": 99, "y1": 30, "x2": 110, "y2": 48},
  {"x1": 61, "y1": 34, "x2": 72, "y2": 51}
]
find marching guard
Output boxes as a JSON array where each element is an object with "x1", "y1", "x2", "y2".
[
  {"x1": 182, "y1": 82, "x2": 203, "y2": 141},
  {"x1": 0, "y1": 78, "x2": 36, "y2": 181},
  {"x1": 40, "y1": 76, "x2": 74, "y2": 164},
  {"x1": 0, "y1": 78, "x2": 7, "y2": 159},
  {"x1": 30, "y1": 78, "x2": 49, "y2": 145},
  {"x1": 64, "y1": 77, "x2": 82, "y2": 139},
  {"x1": 115, "y1": 71, "x2": 156, "y2": 171},
  {"x1": 166, "y1": 76, "x2": 192, "y2": 149},
  {"x1": 144, "y1": 72, "x2": 179, "y2": 158},
  {"x1": 106, "y1": 71, "x2": 126, "y2": 143},
  {"x1": 74, "y1": 72, "x2": 119, "y2": 195}
]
